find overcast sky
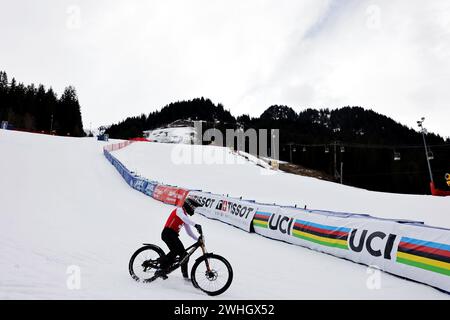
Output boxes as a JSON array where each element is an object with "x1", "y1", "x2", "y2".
[{"x1": 1, "y1": 0, "x2": 449, "y2": 137}]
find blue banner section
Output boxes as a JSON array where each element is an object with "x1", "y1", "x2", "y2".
[
  {"x1": 104, "y1": 148, "x2": 136, "y2": 187},
  {"x1": 132, "y1": 177, "x2": 158, "y2": 197},
  {"x1": 104, "y1": 148, "x2": 160, "y2": 198}
]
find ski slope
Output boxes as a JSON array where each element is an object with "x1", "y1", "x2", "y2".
[
  {"x1": 0, "y1": 130, "x2": 448, "y2": 299},
  {"x1": 144, "y1": 126, "x2": 197, "y2": 144}
]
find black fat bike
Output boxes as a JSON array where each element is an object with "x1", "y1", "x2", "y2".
[{"x1": 129, "y1": 228, "x2": 233, "y2": 296}]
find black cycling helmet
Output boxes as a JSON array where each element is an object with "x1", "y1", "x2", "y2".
[{"x1": 183, "y1": 197, "x2": 202, "y2": 216}]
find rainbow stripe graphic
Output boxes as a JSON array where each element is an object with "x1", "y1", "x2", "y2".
[
  {"x1": 292, "y1": 219, "x2": 350, "y2": 250},
  {"x1": 253, "y1": 211, "x2": 271, "y2": 228},
  {"x1": 396, "y1": 237, "x2": 450, "y2": 276}
]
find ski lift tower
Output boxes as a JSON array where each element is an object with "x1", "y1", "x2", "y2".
[{"x1": 417, "y1": 117, "x2": 433, "y2": 183}]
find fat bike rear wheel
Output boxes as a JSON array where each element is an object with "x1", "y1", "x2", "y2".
[{"x1": 129, "y1": 245, "x2": 165, "y2": 283}]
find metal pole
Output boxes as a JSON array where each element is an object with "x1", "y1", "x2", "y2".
[
  {"x1": 421, "y1": 130, "x2": 434, "y2": 183},
  {"x1": 340, "y1": 161, "x2": 343, "y2": 184},
  {"x1": 289, "y1": 144, "x2": 293, "y2": 163},
  {"x1": 50, "y1": 114, "x2": 53, "y2": 132},
  {"x1": 333, "y1": 141, "x2": 337, "y2": 180}
]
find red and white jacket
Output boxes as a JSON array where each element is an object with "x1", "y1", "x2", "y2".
[{"x1": 164, "y1": 207, "x2": 198, "y2": 240}]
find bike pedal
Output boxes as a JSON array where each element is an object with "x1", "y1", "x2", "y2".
[{"x1": 155, "y1": 270, "x2": 169, "y2": 280}]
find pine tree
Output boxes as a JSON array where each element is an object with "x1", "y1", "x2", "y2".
[{"x1": 58, "y1": 86, "x2": 84, "y2": 136}]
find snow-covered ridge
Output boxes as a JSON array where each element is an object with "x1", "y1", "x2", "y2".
[{"x1": 235, "y1": 150, "x2": 273, "y2": 170}]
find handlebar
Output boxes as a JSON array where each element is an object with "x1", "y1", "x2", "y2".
[
  {"x1": 195, "y1": 224, "x2": 203, "y2": 235},
  {"x1": 195, "y1": 225, "x2": 204, "y2": 245}
]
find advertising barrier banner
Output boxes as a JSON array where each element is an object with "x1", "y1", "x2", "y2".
[
  {"x1": 153, "y1": 185, "x2": 189, "y2": 206},
  {"x1": 253, "y1": 205, "x2": 450, "y2": 293},
  {"x1": 144, "y1": 180, "x2": 158, "y2": 197},
  {"x1": 132, "y1": 178, "x2": 158, "y2": 197},
  {"x1": 188, "y1": 191, "x2": 258, "y2": 232},
  {"x1": 104, "y1": 148, "x2": 136, "y2": 187}
]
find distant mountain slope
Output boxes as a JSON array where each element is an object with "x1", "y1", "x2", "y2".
[{"x1": 106, "y1": 97, "x2": 235, "y2": 139}]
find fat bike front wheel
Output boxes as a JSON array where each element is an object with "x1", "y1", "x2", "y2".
[{"x1": 190, "y1": 254, "x2": 233, "y2": 296}]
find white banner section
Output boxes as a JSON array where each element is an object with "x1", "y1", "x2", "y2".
[
  {"x1": 187, "y1": 191, "x2": 258, "y2": 232},
  {"x1": 252, "y1": 206, "x2": 450, "y2": 293}
]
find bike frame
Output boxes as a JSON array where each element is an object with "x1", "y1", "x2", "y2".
[{"x1": 171, "y1": 232, "x2": 211, "y2": 273}]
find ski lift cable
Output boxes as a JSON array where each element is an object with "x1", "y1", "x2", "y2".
[
  {"x1": 281, "y1": 142, "x2": 450, "y2": 150},
  {"x1": 344, "y1": 168, "x2": 449, "y2": 177}
]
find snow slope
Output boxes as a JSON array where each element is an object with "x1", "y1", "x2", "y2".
[
  {"x1": 0, "y1": 130, "x2": 448, "y2": 299},
  {"x1": 144, "y1": 126, "x2": 197, "y2": 144}
]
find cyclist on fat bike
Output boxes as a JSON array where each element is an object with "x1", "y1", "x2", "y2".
[{"x1": 156, "y1": 197, "x2": 202, "y2": 279}]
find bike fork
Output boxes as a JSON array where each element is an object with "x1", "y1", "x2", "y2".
[{"x1": 200, "y1": 244, "x2": 212, "y2": 272}]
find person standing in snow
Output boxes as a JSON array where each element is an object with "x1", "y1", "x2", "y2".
[{"x1": 157, "y1": 198, "x2": 202, "y2": 279}]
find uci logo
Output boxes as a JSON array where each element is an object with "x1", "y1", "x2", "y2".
[
  {"x1": 349, "y1": 229, "x2": 397, "y2": 260},
  {"x1": 268, "y1": 214, "x2": 294, "y2": 235}
]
